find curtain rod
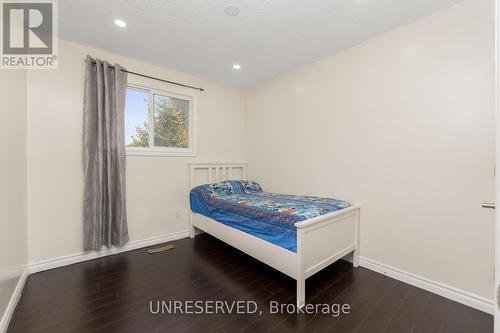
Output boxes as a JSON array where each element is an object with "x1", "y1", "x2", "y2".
[{"x1": 86, "y1": 59, "x2": 205, "y2": 92}]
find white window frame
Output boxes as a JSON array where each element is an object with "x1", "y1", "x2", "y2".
[{"x1": 125, "y1": 77, "x2": 197, "y2": 157}]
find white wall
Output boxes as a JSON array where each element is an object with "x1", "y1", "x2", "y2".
[
  {"x1": 27, "y1": 39, "x2": 246, "y2": 263},
  {"x1": 0, "y1": 70, "x2": 27, "y2": 323},
  {"x1": 245, "y1": 0, "x2": 495, "y2": 300}
]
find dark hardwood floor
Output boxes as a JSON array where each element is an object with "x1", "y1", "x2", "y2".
[{"x1": 8, "y1": 234, "x2": 493, "y2": 333}]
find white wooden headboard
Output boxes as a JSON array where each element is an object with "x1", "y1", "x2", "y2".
[{"x1": 189, "y1": 163, "x2": 247, "y2": 189}]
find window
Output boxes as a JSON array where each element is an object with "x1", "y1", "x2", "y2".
[{"x1": 125, "y1": 85, "x2": 196, "y2": 156}]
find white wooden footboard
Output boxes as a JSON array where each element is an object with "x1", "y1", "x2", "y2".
[
  {"x1": 295, "y1": 205, "x2": 360, "y2": 306},
  {"x1": 189, "y1": 163, "x2": 360, "y2": 308}
]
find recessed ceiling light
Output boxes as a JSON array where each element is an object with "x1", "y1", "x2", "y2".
[
  {"x1": 233, "y1": 64, "x2": 241, "y2": 70},
  {"x1": 224, "y1": 5, "x2": 240, "y2": 17},
  {"x1": 114, "y1": 19, "x2": 127, "y2": 28}
]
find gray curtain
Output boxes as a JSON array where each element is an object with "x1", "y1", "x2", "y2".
[{"x1": 82, "y1": 55, "x2": 129, "y2": 251}]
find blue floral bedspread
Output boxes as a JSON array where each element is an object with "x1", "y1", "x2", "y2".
[{"x1": 190, "y1": 180, "x2": 350, "y2": 253}]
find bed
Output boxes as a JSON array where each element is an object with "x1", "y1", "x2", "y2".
[{"x1": 189, "y1": 163, "x2": 360, "y2": 307}]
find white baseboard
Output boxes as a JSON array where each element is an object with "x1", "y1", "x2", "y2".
[
  {"x1": 0, "y1": 267, "x2": 28, "y2": 333},
  {"x1": 359, "y1": 257, "x2": 494, "y2": 314},
  {"x1": 29, "y1": 230, "x2": 190, "y2": 274}
]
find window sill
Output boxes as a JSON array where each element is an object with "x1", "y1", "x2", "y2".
[{"x1": 126, "y1": 149, "x2": 196, "y2": 157}]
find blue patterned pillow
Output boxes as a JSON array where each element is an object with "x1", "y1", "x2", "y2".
[
  {"x1": 240, "y1": 181, "x2": 263, "y2": 193},
  {"x1": 205, "y1": 181, "x2": 234, "y2": 196}
]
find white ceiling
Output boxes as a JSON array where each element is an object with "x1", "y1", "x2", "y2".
[{"x1": 59, "y1": 0, "x2": 462, "y2": 89}]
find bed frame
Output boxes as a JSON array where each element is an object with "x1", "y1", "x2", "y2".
[{"x1": 189, "y1": 163, "x2": 360, "y2": 307}]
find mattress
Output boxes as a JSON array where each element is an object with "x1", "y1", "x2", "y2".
[{"x1": 189, "y1": 180, "x2": 350, "y2": 253}]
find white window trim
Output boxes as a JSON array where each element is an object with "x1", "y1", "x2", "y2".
[{"x1": 125, "y1": 79, "x2": 198, "y2": 157}]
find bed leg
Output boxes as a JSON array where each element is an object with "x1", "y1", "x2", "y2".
[
  {"x1": 353, "y1": 209, "x2": 360, "y2": 268},
  {"x1": 297, "y1": 279, "x2": 305, "y2": 308},
  {"x1": 296, "y1": 228, "x2": 306, "y2": 308},
  {"x1": 189, "y1": 214, "x2": 195, "y2": 238},
  {"x1": 352, "y1": 249, "x2": 359, "y2": 268}
]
